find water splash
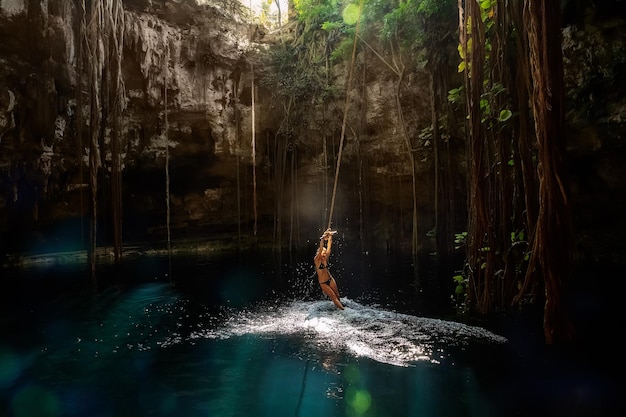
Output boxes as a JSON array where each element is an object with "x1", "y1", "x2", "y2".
[{"x1": 186, "y1": 299, "x2": 508, "y2": 367}]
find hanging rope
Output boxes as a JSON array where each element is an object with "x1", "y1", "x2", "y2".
[
  {"x1": 164, "y1": 45, "x2": 172, "y2": 279},
  {"x1": 327, "y1": 0, "x2": 364, "y2": 230}
]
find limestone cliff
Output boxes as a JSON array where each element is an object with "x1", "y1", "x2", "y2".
[
  {"x1": 0, "y1": 0, "x2": 624, "y2": 265},
  {"x1": 0, "y1": 0, "x2": 284, "y2": 254},
  {"x1": 0, "y1": 0, "x2": 437, "y2": 256}
]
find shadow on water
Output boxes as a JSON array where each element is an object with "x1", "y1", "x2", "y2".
[{"x1": 0, "y1": 248, "x2": 623, "y2": 416}]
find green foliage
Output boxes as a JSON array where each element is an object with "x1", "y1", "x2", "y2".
[
  {"x1": 453, "y1": 274, "x2": 466, "y2": 294},
  {"x1": 447, "y1": 86, "x2": 464, "y2": 103},
  {"x1": 480, "y1": 82, "x2": 513, "y2": 127},
  {"x1": 510, "y1": 230, "x2": 530, "y2": 263},
  {"x1": 451, "y1": 271, "x2": 468, "y2": 311},
  {"x1": 453, "y1": 0, "x2": 514, "y2": 128},
  {"x1": 371, "y1": 0, "x2": 457, "y2": 49},
  {"x1": 330, "y1": 36, "x2": 356, "y2": 63},
  {"x1": 418, "y1": 116, "x2": 451, "y2": 144},
  {"x1": 317, "y1": 83, "x2": 341, "y2": 103},
  {"x1": 451, "y1": 229, "x2": 471, "y2": 309},
  {"x1": 510, "y1": 230, "x2": 525, "y2": 243},
  {"x1": 260, "y1": 44, "x2": 321, "y2": 101},
  {"x1": 292, "y1": 0, "x2": 459, "y2": 70},
  {"x1": 452, "y1": 40, "x2": 514, "y2": 127},
  {"x1": 454, "y1": 231, "x2": 468, "y2": 250},
  {"x1": 294, "y1": 0, "x2": 355, "y2": 64},
  {"x1": 457, "y1": 0, "x2": 496, "y2": 73},
  {"x1": 321, "y1": 20, "x2": 342, "y2": 31},
  {"x1": 260, "y1": 1, "x2": 359, "y2": 119},
  {"x1": 380, "y1": 2, "x2": 409, "y2": 42},
  {"x1": 294, "y1": 0, "x2": 342, "y2": 24}
]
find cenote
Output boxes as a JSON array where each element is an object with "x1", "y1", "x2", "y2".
[{"x1": 0, "y1": 247, "x2": 622, "y2": 417}]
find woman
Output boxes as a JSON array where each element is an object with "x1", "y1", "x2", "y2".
[{"x1": 314, "y1": 228, "x2": 345, "y2": 310}]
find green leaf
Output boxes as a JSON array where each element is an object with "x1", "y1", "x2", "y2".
[
  {"x1": 498, "y1": 109, "x2": 512, "y2": 121},
  {"x1": 457, "y1": 43, "x2": 465, "y2": 59},
  {"x1": 480, "y1": 0, "x2": 493, "y2": 10}
]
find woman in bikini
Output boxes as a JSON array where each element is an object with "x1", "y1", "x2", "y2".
[{"x1": 314, "y1": 228, "x2": 345, "y2": 310}]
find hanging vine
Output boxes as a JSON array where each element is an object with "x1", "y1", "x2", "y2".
[
  {"x1": 518, "y1": 0, "x2": 574, "y2": 344},
  {"x1": 251, "y1": 63, "x2": 258, "y2": 238},
  {"x1": 455, "y1": 0, "x2": 573, "y2": 343},
  {"x1": 164, "y1": 43, "x2": 172, "y2": 275},
  {"x1": 81, "y1": 0, "x2": 126, "y2": 278}
]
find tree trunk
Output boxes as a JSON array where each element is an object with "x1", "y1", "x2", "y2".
[
  {"x1": 462, "y1": 0, "x2": 491, "y2": 313},
  {"x1": 524, "y1": 0, "x2": 574, "y2": 344}
]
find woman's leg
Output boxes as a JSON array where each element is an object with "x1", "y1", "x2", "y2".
[
  {"x1": 329, "y1": 277, "x2": 341, "y2": 299},
  {"x1": 320, "y1": 282, "x2": 344, "y2": 310}
]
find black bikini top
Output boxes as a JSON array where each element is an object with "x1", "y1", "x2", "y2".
[{"x1": 319, "y1": 263, "x2": 329, "y2": 270}]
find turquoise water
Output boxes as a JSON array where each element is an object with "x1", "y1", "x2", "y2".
[{"x1": 0, "y1": 250, "x2": 621, "y2": 416}]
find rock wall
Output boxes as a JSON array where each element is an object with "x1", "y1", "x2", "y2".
[
  {"x1": 0, "y1": 0, "x2": 624, "y2": 264},
  {"x1": 0, "y1": 0, "x2": 259, "y2": 254},
  {"x1": 0, "y1": 0, "x2": 433, "y2": 256}
]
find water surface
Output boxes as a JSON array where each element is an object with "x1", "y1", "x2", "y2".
[{"x1": 0, "y1": 249, "x2": 621, "y2": 416}]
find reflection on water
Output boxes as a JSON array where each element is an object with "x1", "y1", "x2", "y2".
[{"x1": 0, "y1": 251, "x2": 620, "y2": 416}]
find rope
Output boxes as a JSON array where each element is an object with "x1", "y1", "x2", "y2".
[{"x1": 327, "y1": 0, "x2": 364, "y2": 230}]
